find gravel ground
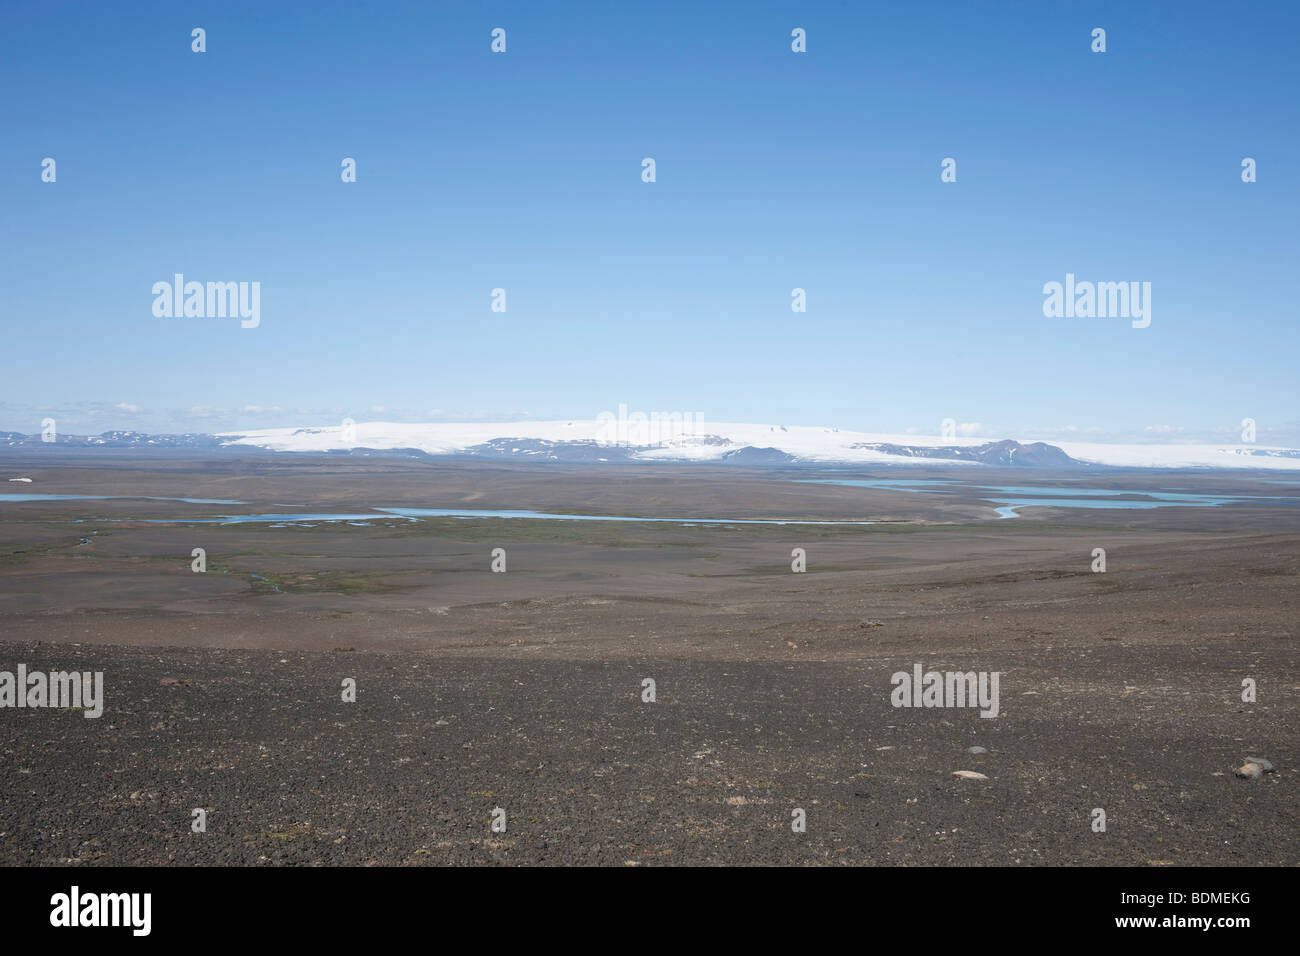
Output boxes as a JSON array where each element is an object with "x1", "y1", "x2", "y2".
[{"x1": 1, "y1": 641, "x2": 1292, "y2": 866}]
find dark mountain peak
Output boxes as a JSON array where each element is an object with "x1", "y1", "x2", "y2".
[{"x1": 848, "y1": 438, "x2": 1083, "y2": 467}]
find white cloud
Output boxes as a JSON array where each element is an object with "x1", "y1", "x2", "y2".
[{"x1": 184, "y1": 406, "x2": 229, "y2": 419}]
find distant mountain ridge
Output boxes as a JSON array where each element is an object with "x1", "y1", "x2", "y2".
[
  {"x1": 848, "y1": 439, "x2": 1079, "y2": 467},
  {"x1": 4, "y1": 422, "x2": 1300, "y2": 471},
  {"x1": 0, "y1": 429, "x2": 1086, "y2": 467}
]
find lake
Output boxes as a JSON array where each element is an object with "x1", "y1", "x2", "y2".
[
  {"x1": 800, "y1": 479, "x2": 1296, "y2": 518},
  {"x1": 0, "y1": 495, "x2": 873, "y2": 527}
]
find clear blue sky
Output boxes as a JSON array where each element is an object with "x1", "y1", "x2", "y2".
[{"x1": 2, "y1": 0, "x2": 1296, "y2": 444}]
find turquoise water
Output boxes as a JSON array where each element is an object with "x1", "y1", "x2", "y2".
[
  {"x1": 987, "y1": 497, "x2": 1201, "y2": 519},
  {"x1": 5, "y1": 485, "x2": 1294, "y2": 525},
  {"x1": 197, "y1": 513, "x2": 408, "y2": 524},
  {"x1": 801, "y1": 479, "x2": 1296, "y2": 518},
  {"x1": 970, "y1": 485, "x2": 1283, "y2": 503},
  {"x1": 379, "y1": 506, "x2": 871, "y2": 525},
  {"x1": 162, "y1": 507, "x2": 873, "y2": 526},
  {"x1": 0, "y1": 493, "x2": 874, "y2": 526}
]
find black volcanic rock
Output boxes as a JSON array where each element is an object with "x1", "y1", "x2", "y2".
[
  {"x1": 463, "y1": 438, "x2": 640, "y2": 463},
  {"x1": 1242, "y1": 448, "x2": 1300, "y2": 460},
  {"x1": 721, "y1": 446, "x2": 798, "y2": 465},
  {"x1": 848, "y1": 439, "x2": 1081, "y2": 467},
  {"x1": 327, "y1": 447, "x2": 436, "y2": 460},
  {"x1": 969, "y1": 439, "x2": 1078, "y2": 466}
]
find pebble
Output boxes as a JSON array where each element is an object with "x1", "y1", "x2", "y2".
[
  {"x1": 952, "y1": 770, "x2": 988, "y2": 780},
  {"x1": 1244, "y1": 756, "x2": 1274, "y2": 772},
  {"x1": 1235, "y1": 763, "x2": 1263, "y2": 780},
  {"x1": 967, "y1": 746, "x2": 987, "y2": 754}
]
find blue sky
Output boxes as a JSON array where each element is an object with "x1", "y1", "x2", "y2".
[{"x1": 2, "y1": 0, "x2": 1296, "y2": 444}]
